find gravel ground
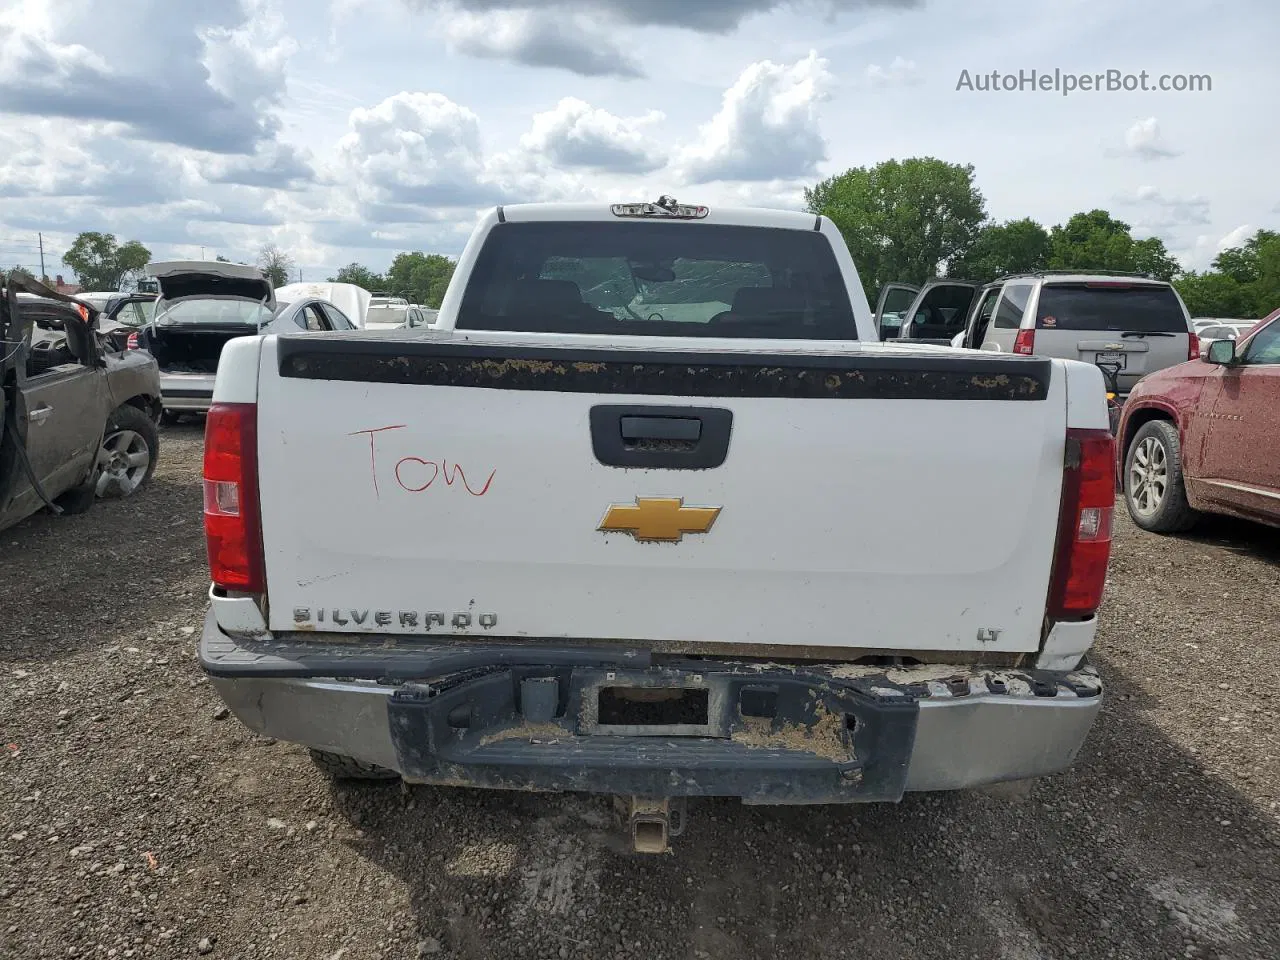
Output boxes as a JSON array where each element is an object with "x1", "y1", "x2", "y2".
[{"x1": 2, "y1": 423, "x2": 1278, "y2": 960}]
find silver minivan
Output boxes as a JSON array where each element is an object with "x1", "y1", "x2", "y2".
[{"x1": 948, "y1": 272, "x2": 1196, "y2": 396}]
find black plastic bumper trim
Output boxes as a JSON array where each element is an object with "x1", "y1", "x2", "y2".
[{"x1": 387, "y1": 665, "x2": 917, "y2": 803}]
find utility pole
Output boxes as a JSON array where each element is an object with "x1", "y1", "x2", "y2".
[{"x1": 38, "y1": 232, "x2": 46, "y2": 280}]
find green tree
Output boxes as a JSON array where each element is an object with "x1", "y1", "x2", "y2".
[
  {"x1": 1047, "y1": 210, "x2": 1180, "y2": 281},
  {"x1": 386, "y1": 252, "x2": 456, "y2": 308},
  {"x1": 257, "y1": 244, "x2": 295, "y2": 287},
  {"x1": 61, "y1": 232, "x2": 152, "y2": 290},
  {"x1": 1209, "y1": 230, "x2": 1280, "y2": 316},
  {"x1": 805, "y1": 158, "x2": 988, "y2": 299},
  {"x1": 1209, "y1": 231, "x2": 1274, "y2": 285},
  {"x1": 1174, "y1": 271, "x2": 1253, "y2": 318},
  {"x1": 329, "y1": 262, "x2": 385, "y2": 291},
  {"x1": 949, "y1": 217, "x2": 1051, "y2": 282},
  {"x1": 1250, "y1": 232, "x2": 1280, "y2": 315}
]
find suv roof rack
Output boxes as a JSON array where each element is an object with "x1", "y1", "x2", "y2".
[{"x1": 993, "y1": 269, "x2": 1157, "y2": 282}]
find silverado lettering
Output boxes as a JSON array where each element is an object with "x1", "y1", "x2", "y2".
[{"x1": 293, "y1": 608, "x2": 498, "y2": 630}]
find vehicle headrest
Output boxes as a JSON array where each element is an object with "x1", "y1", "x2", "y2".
[
  {"x1": 506, "y1": 278, "x2": 584, "y2": 312},
  {"x1": 730, "y1": 286, "x2": 805, "y2": 317}
]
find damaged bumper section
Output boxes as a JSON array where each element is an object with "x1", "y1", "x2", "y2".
[{"x1": 200, "y1": 611, "x2": 1103, "y2": 802}]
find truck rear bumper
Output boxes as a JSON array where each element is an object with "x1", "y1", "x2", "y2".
[
  {"x1": 200, "y1": 612, "x2": 1103, "y2": 801},
  {"x1": 159, "y1": 374, "x2": 214, "y2": 412}
]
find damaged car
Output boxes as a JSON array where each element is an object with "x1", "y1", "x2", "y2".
[
  {"x1": 129, "y1": 261, "x2": 361, "y2": 423},
  {"x1": 76, "y1": 290, "x2": 159, "y2": 352},
  {"x1": 0, "y1": 272, "x2": 163, "y2": 534}
]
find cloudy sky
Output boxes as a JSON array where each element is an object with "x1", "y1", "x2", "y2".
[{"x1": 1, "y1": 0, "x2": 1275, "y2": 283}]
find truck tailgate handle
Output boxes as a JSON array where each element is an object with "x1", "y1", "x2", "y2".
[
  {"x1": 620, "y1": 416, "x2": 701, "y2": 442},
  {"x1": 590, "y1": 405, "x2": 732, "y2": 470}
]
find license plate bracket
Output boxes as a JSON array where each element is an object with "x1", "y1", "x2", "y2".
[{"x1": 1096, "y1": 351, "x2": 1127, "y2": 369}]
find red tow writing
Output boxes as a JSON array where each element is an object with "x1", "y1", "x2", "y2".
[{"x1": 348, "y1": 425, "x2": 496, "y2": 499}]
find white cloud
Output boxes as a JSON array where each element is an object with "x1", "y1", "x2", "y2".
[
  {"x1": 0, "y1": 1, "x2": 297, "y2": 154},
  {"x1": 338, "y1": 91, "x2": 501, "y2": 211},
  {"x1": 200, "y1": 0, "x2": 298, "y2": 109},
  {"x1": 413, "y1": 0, "x2": 921, "y2": 77},
  {"x1": 709, "y1": 179, "x2": 808, "y2": 210},
  {"x1": 1123, "y1": 118, "x2": 1179, "y2": 161},
  {"x1": 0, "y1": 122, "x2": 185, "y2": 206},
  {"x1": 1217, "y1": 224, "x2": 1254, "y2": 250},
  {"x1": 202, "y1": 142, "x2": 315, "y2": 189},
  {"x1": 865, "y1": 56, "x2": 919, "y2": 87},
  {"x1": 439, "y1": 9, "x2": 642, "y2": 78},
  {"x1": 518, "y1": 98, "x2": 665, "y2": 173},
  {"x1": 429, "y1": 0, "x2": 921, "y2": 31},
  {"x1": 1116, "y1": 185, "x2": 1210, "y2": 227},
  {"x1": 678, "y1": 51, "x2": 833, "y2": 182},
  {"x1": 1175, "y1": 225, "x2": 1256, "y2": 271}
]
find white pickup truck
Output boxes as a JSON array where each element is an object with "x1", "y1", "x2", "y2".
[{"x1": 200, "y1": 198, "x2": 1114, "y2": 852}]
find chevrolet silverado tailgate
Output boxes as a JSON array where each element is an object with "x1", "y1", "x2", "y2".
[{"x1": 252, "y1": 334, "x2": 1068, "y2": 655}]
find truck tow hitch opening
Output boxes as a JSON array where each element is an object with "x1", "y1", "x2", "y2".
[{"x1": 624, "y1": 796, "x2": 687, "y2": 854}]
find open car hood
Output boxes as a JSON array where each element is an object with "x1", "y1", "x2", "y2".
[{"x1": 146, "y1": 260, "x2": 275, "y2": 309}]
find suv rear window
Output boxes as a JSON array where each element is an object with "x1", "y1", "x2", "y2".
[
  {"x1": 1035, "y1": 283, "x2": 1187, "y2": 333},
  {"x1": 456, "y1": 221, "x2": 858, "y2": 339}
]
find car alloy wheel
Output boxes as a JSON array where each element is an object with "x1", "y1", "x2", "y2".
[
  {"x1": 1128, "y1": 435, "x2": 1168, "y2": 518},
  {"x1": 96, "y1": 428, "x2": 152, "y2": 497}
]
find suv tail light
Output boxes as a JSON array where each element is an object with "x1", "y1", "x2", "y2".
[
  {"x1": 1047, "y1": 429, "x2": 1115, "y2": 619},
  {"x1": 126, "y1": 332, "x2": 139, "y2": 350},
  {"x1": 1187, "y1": 331, "x2": 1200, "y2": 360},
  {"x1": 1013, "y1": 329, "x2": 1035, "y2": 355},
  {"x1": 203, "y1": 403, "x2": 265, "y2": 592}
]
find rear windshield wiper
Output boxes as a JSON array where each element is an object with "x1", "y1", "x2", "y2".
[{"x1": 1120, "y1": 330, "x2": 1176, "y2": 338}]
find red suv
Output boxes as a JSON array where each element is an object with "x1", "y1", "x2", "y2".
[{"x1": 1117, "y1": 308, "x2": 1280, "y2": 532}]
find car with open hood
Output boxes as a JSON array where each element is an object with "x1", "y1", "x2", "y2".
[
  {"x1": 130, "y1": 261, "x2": 360, "y2": 423},
  {"x1": 1, "y1": 272, "x2": 163, "y2": 534}
]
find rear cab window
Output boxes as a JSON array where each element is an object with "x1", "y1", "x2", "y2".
[
  {"x1": 456, "y1": 222, "x2": 858, "y2": 340},
  {"x1": 1034, "y1": 282, "x2": 1188, "y2": 333}
]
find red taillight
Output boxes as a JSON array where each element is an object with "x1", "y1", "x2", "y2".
[
  {"x1": 1013, "y1": 328, "x2": 1035, "y2": 355},
  {"x1": 1187, "y1": 331, "x2": 1200, "y2": 360},
  {"x1": 203, "y1": 403, "x2": 265, "y2": 593},
  {"x1": 1047, "y1": 429, "x2": 1115, "y2": 619},
  {"x1": 126, "y1": 332, "x2": 139, "y2": 350}
]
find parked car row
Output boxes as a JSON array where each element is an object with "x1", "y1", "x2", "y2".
[
  {"x1": 0, "y1": 259, "x2": 446, "y2": 533},
  {"x1": 877, "y1": 272, "x2": 1198, "y2": 396},
  {"x1": 1192, "y1": 317, "x2": 1259, "y2": 356},
  {"x1": 124, "y1": 263, "x2": 376, "y2": 422},
  {"x1": 365, "y1": 301, "x2": 437, "y2": 329},
  {"x1": 873, "y1": 274, "x2": 1277, "y2": 533}
]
